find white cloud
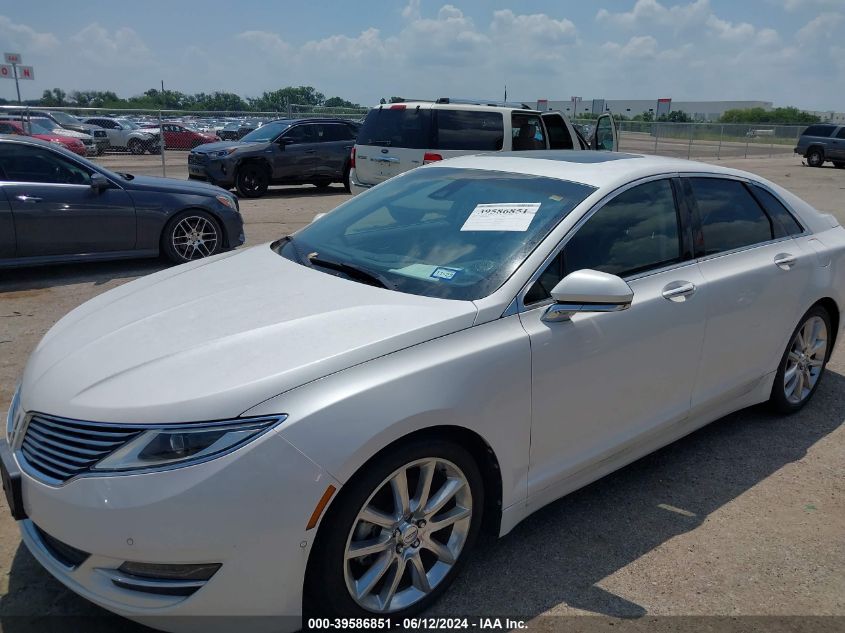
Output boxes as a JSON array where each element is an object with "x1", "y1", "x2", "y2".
[
  {"x1": 705, "y1": 15, "x2": 755, "y2": 40},
  {"x1": 782, "y1": 0, "x2": 845, "y2": 11},
  {"x1": 401, "y1": 0, "x2": 421, "y2": 20},
  {"x1": 490, "y1": 10, "x2": 578, "y2": 45},
  {"x1": 596, "y1": 0, "x2": 711, "y2": 29},
  {"x1": 796, "y1": 12, "x2": 844, "y2": 42},
  {"x1": 235, "y1": 30, "x2": 291, "y2": 56},
  {"x1": 69, "y1": 24, "x2": 152, "y2": 68},
  {"x1": 0, "y1": 14, "x2": 59, "y2": 54},
  {"x1": 602, "y1": 35, "x2": 659, "y2": 58}
]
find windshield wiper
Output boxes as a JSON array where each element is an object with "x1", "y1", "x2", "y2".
[{"x1": 307, "y1": 253, "x2": 394, "y2": 290}]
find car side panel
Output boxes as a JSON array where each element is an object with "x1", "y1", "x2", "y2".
[
  {"x1": 241, "y1": 315, "x2": 532, "y2": 523},
  {"x1": 0, "y1": 187, "x2": 15, "y2": 257}
]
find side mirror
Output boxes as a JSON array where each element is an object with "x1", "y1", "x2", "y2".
[
  {"x1": 543, "y1": 269, "x2": 633, "y2": 322},
  {"x1": 90, "y1": 172, "x2": 110, "y2": 191}
]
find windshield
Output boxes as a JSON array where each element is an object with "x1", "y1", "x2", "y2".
[
  {"x1": 280, "y1": 167, "x2": 595, "y2": 300},
  {"x1": 241, "y1": 121, "x2": 289, "y2": 142},
  {"x1": 29, "y1": 120, "x2": 55, "y2": 135},
  {"x1": 48, "y1": 111, "x2": 79, "y2": 125},
  {"x1": 117, "y1": 119, "x2": 139, "y2": 129}
]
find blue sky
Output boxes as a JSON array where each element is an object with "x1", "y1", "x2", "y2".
[{"x1": 1, "y1": 0, "x2": 843, "y2": 110}]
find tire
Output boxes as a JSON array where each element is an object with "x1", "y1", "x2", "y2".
[
  {"x1": 313, "y1": 180, "x2": 332, "y2": 190},
  {"x1": 834, "y1": 161, "x2": 845, "y2": 169},
  {"x1": 806, "y1": 147, "x2": 824, "y2": 167},
  {"x1": 96, "y1": 146, "x2": 105, "y2": 156},
  {"x1": 343, "y1": 165, "x2": 352, "y2": 193},
  {"x1": 128, "y1": 139, "x2": 144, "y2": 155},
  {"x1": 306, "y1": 438, "x2": 483, "y2": 618},
  {"x1": 161, "y1": 210, "x2": 223, "y2": 264},
  {"x1": 769, "y1": 305, "x2": 832, "y2": 414},
  {"x1": 235, "y1": 163, "x2": 269, "y2": 198}
]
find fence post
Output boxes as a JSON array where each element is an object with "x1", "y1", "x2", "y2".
[
  {"x1": 653, "y1": 123, "x2": 659, "y2": 155},
  {"x1": 715, "y1": 125, "x2": 723, "y2": 160},
  {"x1": 687, "y1": 124, "x2": 693, "y2": 160},
  {"x1": 744, "y1": 130, "x2": 749, "y2": 159},
  {"x1": 159, "y1": 110, "x2": 166, "y2": 177}
]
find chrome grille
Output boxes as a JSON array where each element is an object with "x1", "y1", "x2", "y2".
[{"x1": 20, "y1": 414, "x2": 141, "y2": 483}]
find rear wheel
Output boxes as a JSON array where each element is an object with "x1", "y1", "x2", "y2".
[
  {"x1": 128, "y1": 139, "x2": 144, "y2": 155},
  {"x1": 769, "y1": 305, "x2": 831, "y2": 413},
  {"x1": 313, "y1": 179, "x2": 332, "y2": 190},
  {"x1": 236, "y1": 163, "x2": 269, "y2": 198},
  {"x1": 806, "y1": 147, "x2": 824, "y2": 167},
  {"x1": 161, "y1": 210, "x2": 223, "y2": 264},
  {"x1": 306, "y1": 438, "x2": 483, "y2": 618}
]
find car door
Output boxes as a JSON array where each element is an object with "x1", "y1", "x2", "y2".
[
  {"x1": 541, "y1": 112, "x2": 577, "y2": 150},
  {"x1": 316, "y1": 123, "x2": 356, "y2": 179},
  {"x1": 518, "y1": 177, "x2": 706, "y2": 498},
  {"x1": 832, "y1": 127, "x2": 845, "y2": 159},
  {"x1": 0, "y1": 142, "x2": 136, "y2": 257},
  {"x1": 592, "y1": 113, "x2": 619, "y2": 151},
  {"x1": 683, "y1": 176, "x2": 815, "y2": 411},
  {"x1": 276, "y1": 124, "x2": 321, "y2": 182}
]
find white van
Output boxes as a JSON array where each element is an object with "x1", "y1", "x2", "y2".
[{"x1": 349, "y1": 99, "x2": 618, "y2": 195}]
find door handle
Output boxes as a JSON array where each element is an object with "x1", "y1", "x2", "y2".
[
  {"x1": 373, "y1": 156, "x2": 399, "y2": 163},
  {"x1": 774, "y1": 253, "x2": 797, "y2": 270},
  {"x1": 662, "y1": 281, "x2": 696, "y2": 302},
  {"x1": 15, "y1": 195, "x2": 42, "y2": 203}
]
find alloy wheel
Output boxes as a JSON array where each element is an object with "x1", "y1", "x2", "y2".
[
  {"x1": 171, "y1": 215, "x2": 219, "y2": 261},
  {"x1": 784, "y1": 315, "x2": 827, "y2": 404},
  {"x1": 343, "y1": 458, "x2": 473, "y2": 613}
]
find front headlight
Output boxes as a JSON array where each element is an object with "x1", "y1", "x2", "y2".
[
  {"x1": 213, "y1": 147, "x2": 238, "y2": 158},
  {"x1": 6, "y1": 385, "x2": 21, "y2": 439},
  {"x1": 216, "y1": 194, "x2": 238, "y2": 211},
  {"x1": 92, "y1": 415, "x2": 285, "y2": 472}
]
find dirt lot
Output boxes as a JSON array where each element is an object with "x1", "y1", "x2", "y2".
[{"x1": 0, "y1": 154, "x2": 843, "y2": 631}]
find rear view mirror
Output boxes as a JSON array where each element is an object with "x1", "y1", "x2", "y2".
[{"x1": 543, "y1": 269, "x2": 633, "y2": 322}]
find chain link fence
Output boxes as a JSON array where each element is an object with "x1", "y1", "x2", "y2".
[
  {"x1": 574, "y1": 120, "x2": 804, "y2": 160},
  {"x1": 0, "y1": 104, "x2": 805, "y2": 178}
]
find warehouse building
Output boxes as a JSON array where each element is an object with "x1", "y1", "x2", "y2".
[{"x1": 534, "y1": 98, "x2": 774, "y2": 121}]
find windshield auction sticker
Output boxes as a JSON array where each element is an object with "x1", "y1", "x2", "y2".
[{"x1": 461, "y1": 203, "x2": 541, "y2": 232}]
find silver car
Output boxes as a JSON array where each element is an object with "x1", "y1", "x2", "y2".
[{"x1": 3, "y1": 152, "x2": 844, "y2": 632}]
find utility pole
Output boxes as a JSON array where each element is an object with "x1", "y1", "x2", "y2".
[{"x1": 159, "y1": 79, "x2": 167, "y2": 177}]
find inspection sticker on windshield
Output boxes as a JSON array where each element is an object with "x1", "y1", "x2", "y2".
[
  {"x1": 461, "y1": 203, "x2": 541, "y2": 232},
  {"x1": 431, "y1": 267, "x2": 460, "y2": 280}
]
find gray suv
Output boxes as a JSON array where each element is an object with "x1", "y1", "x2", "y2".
[
  {"x1": 794, "y1": 123, "x2": 845, "y2": 168},
  {"x1": 188, "y1": 118, "x2": 360, "y2": 197}
]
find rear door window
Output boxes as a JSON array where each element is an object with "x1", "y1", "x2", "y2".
[
  {"x1": 357, "y1": 106, "x2": 432, "y2": 149},
  {"x1": 511, "y1": 113, "x2": 546, "y2": 151},
  {"x1": 802, "y1": 125, "x2": 834, "y2": 138},
  {"x1": 432, "y1": 110, "x2": 504, "y2": 151},
  {"x1": 688, "y1": 178, "x2": 773, "y2": 255},
  {"x1": 324, "y1": 124, "x2": 356, "y2": 142},
  {"x1": 541, "y1": 113, "x2": 574, "y2": 150},
  {"x1": 836, "y1": 127, "x2": 845, "y2": 140},
  {"x1": 748, "y1": 185, "x2": 803, "y2": 236}
]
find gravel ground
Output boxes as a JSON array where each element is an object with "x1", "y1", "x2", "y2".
[{"x1": 0, "y1": 154, "x2": 843, "y2": 632}]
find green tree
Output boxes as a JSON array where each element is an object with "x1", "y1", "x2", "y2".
[
  {"x1": 323, "y1": 96, "x2": 361, "y2": 108},
  {"x1": 719, "y1": 106, "x2": 820, "y2": 125},
  {"x1": 40, "y1": 88, "x2": 67, "y2": 106}
]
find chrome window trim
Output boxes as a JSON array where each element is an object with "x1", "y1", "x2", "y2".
[{"x1": 507, "y1": 172, "x2": 683, "y2": 316}]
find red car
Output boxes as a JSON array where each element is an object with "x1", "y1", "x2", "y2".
[
  {"x1": 0, "y1": 120, "x2": 88, "y2": 156},
  {"x1": 158, "y1": 122, "x2": 219, "y2": 150}
]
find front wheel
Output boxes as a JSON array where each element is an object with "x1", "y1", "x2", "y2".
[
  {"x1": 161, "y1": 210, "x2": 223, "y2": 264},
  {"x1": 769, "y1": 305, "x2": 831, "y2": 413},
  {"x1": 128, "y1": 139, "x2": 144, "y2": 155},
  {"x1": 806, "y1": 148, "x2": 824, "y2": 167},
  {"x1": 236, "y1": 164, "x2": 269, "y2": 198},
  {"x1": 307, "y1": 438, "x2": 483, "y2": 617}
]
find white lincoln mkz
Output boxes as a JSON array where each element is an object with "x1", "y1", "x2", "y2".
[{"x1": 3, "y1": 152, "x2": 844, "y2": 632}]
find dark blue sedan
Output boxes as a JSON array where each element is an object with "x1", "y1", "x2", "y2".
[{"x1": 0, "y1": 135, "x2": 244, "y2": 268}]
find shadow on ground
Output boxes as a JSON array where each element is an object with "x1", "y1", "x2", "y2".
[
  {"x1": 0, "y1": 260, "x2": 171, "y2": 294},
  {"x1": 1, "y1": 372, "x2": 842, "y2": 632}
]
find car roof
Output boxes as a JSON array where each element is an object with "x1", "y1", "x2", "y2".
[
  {"x1": 429, "y1": 151, "x2": 772, "y2": 190},
  {"x1": 370, "y1": 101, "x2": 541, "y2": 115}
]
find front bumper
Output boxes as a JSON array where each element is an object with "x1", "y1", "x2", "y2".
[
  {"x1": 13, "y1": 426, "x2": 338, "y2": 632},
  {"x1": 188, "y1": 157, "x2": 236, "y2": 189}
]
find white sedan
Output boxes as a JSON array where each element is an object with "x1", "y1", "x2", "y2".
[{"x1": 3, "y1": 152, "x2": 844, "y2": 632}]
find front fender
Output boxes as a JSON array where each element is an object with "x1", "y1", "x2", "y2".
[{"x1": 241, "y1": 315, "x2": 532, "y2": 514}]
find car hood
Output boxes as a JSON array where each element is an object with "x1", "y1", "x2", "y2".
[
  {"x1": 49, "y1": 128, "x2": 90, "y2": 139},
  {"x1": 21, "y1": 245, "x2": 477, "y2": 424},
  {"x1": 118, "y1": 174, "x2": 228, "y2": 196},
  {"x1": 193, "y1": 141, "x2": 266, "y2": 154}
]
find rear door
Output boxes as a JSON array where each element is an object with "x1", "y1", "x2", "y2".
[
  {"x1": 354, "y1": 104, "x2": 433, "y2": 186},
  {"x1": 275, "y1": 123, "x2": 322, "y2": 182},
  {"x1": 832, "y1": 127, "x2": 845, "y2": 159},
  {"x1": 314, "y1": 123, "x2": 356, "y2": 179},
  {"x1": 541, "y1": 112, "x2": 577, "y2": 150},
  {"x1": 593, "y1": 113, "x2": 619, "y2": 151},
  {"x1": 0, "y1": 143, "x2": 136, "y2": 257}
]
